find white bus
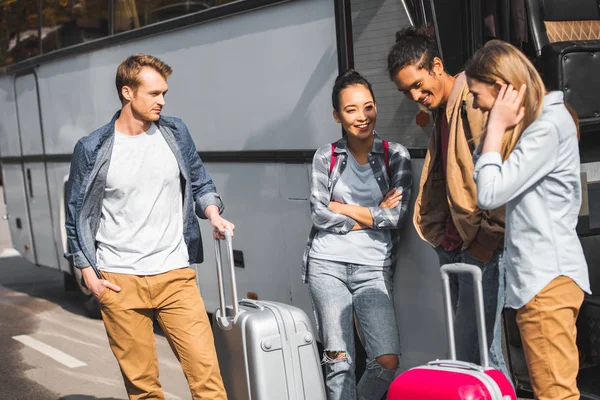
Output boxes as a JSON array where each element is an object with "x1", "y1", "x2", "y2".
[{"x1": 1, "y1": 0, "x2": 598, "y2": 397}]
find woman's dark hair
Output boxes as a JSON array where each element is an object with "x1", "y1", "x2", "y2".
[
  {"x1": 332, "y1": 69, "x2": 375, "y2": 112},
  {"x1": 386, "y1": 24, "x2": 441, "y2": 79}
]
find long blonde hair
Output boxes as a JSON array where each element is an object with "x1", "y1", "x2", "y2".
[{"x1": 465, "y1": 40, "x2": 546, "y2": 160}]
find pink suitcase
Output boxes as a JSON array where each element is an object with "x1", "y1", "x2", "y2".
[{"x1": 388, "y1": 263, "x2": 517, "y2": 400}]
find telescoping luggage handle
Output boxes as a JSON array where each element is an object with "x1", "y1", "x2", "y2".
[
  {"x1": 214, "y1": 230, "x2": 239, "y2": 329},
  {"x1": 440, "y1": 263, "x2": 490, "y2": 369}
]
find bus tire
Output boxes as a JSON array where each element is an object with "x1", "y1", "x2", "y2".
[
  {"x1": 83, "y1": 296, "x2": 102, "y2": 319},
  {"x1": 63, "y1": 272, "x2": 78, "y2": 291}
]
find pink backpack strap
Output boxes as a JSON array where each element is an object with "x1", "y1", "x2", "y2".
[
  {"x1": 330, "y1": 141, "x2": 389, "y2": 178},
  {"x1": 383, "y1": 140, "x2": 391, "y2": 179},
  {"x1": 329, "y1": 143, "x2": 338, "y2": 175}
]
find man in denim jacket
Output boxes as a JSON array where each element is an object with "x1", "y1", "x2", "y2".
[{"x1": 65, "y1": 54, "x2": 232, "y2": 399}]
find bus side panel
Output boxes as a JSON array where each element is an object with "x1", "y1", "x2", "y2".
[
  {"x1": 15, "y1": 75, "x2": 60, "y2": 269},
  {"x1": 0, "y1": 76, "x2": 35, "y2": 262},
  {"x1": 279, "y1": 163, "x2": 313, "y2": 324},
  {"x1": 2, "y1": 164, "x2": 35, "y2": 263},
  {"x1": 45, "y1": 162, "x2": 72, "y2": 273},
  {"x1": 393, "y1": 158, "x2": 448, "y2": 371},
  {"x1": 36, "y1": 0, "x2": 340, "y2": 156},
  {"x1": 33, "y1": 0, "x2": 341, "y2": 313},
  {"x1": 196, "y1": 162, "x2": 297, "y2": 312}
]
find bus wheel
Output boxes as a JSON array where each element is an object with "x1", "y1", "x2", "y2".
[
  {"x1": 63, "y1": 272, "x2": 78, "y2": 291},
  {"x1": 72, "y1": 265, "x2": 102, "y2": 319}
]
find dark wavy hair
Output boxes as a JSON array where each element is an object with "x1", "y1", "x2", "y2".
[
  {"x1": 386, "y1": 24, "x2": 440, "y2": 79},
  {"x1": 331, "y1": 69, "x2": 375, "y2": 112}
]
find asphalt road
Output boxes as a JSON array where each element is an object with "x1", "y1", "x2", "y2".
[
  {"x1": 0, "y1": 185, "x2": 191, "y2": 400},
  {"x1": 0, "y1": 255, "x2": 193, "y2": 400}
]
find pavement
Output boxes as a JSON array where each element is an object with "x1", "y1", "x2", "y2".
[{"x1": 0, "y1": 186, "x2": 190, "y2": 400}]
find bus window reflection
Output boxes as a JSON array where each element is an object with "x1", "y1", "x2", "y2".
[
  {"x1": 113, "y1": 0, "x2": 236, "y2": 33},
  {"x1": 41, "y1": 0, "x2": 109, "y2": 54}
]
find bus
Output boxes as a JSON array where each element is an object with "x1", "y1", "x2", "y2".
[{"x1": 0, "y1": 0, "x2": 598, "y2": 397}]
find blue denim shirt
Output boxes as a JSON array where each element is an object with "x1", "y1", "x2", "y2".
[{"x1": 65, "y1": 111, "x2": 224, "y2": 278}]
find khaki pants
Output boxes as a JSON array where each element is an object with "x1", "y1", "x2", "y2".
[
  {"x1": 98, "y1": 267, "x2": 227, "y2": 400},
  {"x1": 517, "y1": 276, "x2": 584, "y2": 400}
]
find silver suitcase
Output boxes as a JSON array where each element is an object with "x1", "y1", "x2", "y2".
[{"x1": 211, "y1": 231, "x2": 326, "y2": 400}]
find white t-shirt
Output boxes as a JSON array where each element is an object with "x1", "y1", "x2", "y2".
[{"x1": 95, "y1": 124, "x2": 189, "y2": 275}]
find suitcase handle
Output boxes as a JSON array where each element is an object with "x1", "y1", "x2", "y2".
[
  {"x1": 239, "y1": 299, "x2": 264, "y2": 310},
  {"x1": 428, "y1": 360, "x2": 484, "y2": 372},
  {"x1": 214, "y1": 230, "x2": 239, "y2": 328},
  {"x1": 440, "y1": 263, "x2": 490, "y2": 368}
]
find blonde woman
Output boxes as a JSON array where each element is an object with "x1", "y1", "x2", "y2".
[{"x1": 465, "y1": 40, "x2": 591, "y2": 400}]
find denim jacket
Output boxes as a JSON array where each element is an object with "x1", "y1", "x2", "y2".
[
  {"x1": 301, "y1": 133, "x2": 413, "y2": 282},
  {"x1": 65, "y1": 111, "x2": 224, "y2": 278}
]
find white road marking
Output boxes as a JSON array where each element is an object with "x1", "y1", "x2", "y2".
[
  {"x1": 58, "y1": 368, "x2": 183, "y2": 400},
  {"x1": 12, "y1": 335, "x2": 87, "y2": 368},
  {"x1": 4, "y1": 291, "x2": 28, "y2": 297},
  {"x1": 159, "y1": 357, "x2": 183, "y2": 371},
  {"x1": 0, "y1": 248, "x2": 21, "y2": 258},
  {"x1": 37, "y1": 330, "x2": 105, "y2": 349}
]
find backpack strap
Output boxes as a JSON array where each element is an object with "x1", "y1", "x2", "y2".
[
  {"x1": 329, "y1": 142, "x2": 338, "y2": 175},
  {"x1": 330, "y1": 140, "x2": 390, "y2": 178},
  {"x1": 383, "y1": 140, "x2": 391, "y2": 179}
]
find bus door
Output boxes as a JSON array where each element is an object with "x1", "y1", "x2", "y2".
[
  {"x1": 14, "y1": 73, "x2": 60, "y2": 269},
  {"x1": 0, "y1": 77, "x2": 35, "y2": 264}
]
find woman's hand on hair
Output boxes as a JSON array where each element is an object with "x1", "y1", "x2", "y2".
[{"x1": 488, "y1": 82, "x2": 526, "y2": 132}]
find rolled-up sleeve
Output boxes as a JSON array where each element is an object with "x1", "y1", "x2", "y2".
[
  {"x1": 198, "y1": 192, "x2": 223, "y2": 216},
  {"x1": 178, "y1": 121, "x2": 224, "y2": 219},
  {"x1": 474, "y1": 121, "x2": 559, "y2": 210},
  {"x1": 310, "y1": 148, "x2": 357, "y2": 234}
]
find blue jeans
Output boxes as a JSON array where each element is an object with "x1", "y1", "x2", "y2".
[
  {"x1": 308, "y1": 258, "x2": 401, "y2": 400},
  {"x1": 437, "y1": 247, "x2": 511, "y2": 382}
]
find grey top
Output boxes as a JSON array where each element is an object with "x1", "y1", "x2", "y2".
[
  {"x1": 310, "y1": 150, "x2": 392, "y2": 266},
  {"x1": 474, "y1": 91, "x2": 591, "y2": 309}
]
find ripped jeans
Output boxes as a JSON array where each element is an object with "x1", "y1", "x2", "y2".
[{"x1": 308, "y1": 258, "x2": 401, "y2": 400}]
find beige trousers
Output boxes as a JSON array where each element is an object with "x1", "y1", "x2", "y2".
[
  {"x1": 517, "y1": 276, "x2": 584, "y2": 400},
  {"x1": 99, "y1": 267, "x2": 226, "y2": 400}
]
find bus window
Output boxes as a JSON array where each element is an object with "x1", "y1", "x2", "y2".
[
  {"x1": 41, "y1": 0, "x2": 109, "y2": 54},
  {"x1": 113, "y1": 0, "x2": 236, "y2": 33},
  {"x1": 0, "y1": 0, "x2": 40, "y2": 66},
  {"x1": 350, "y1": 0, "x2": 430, "y2": 148}
]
